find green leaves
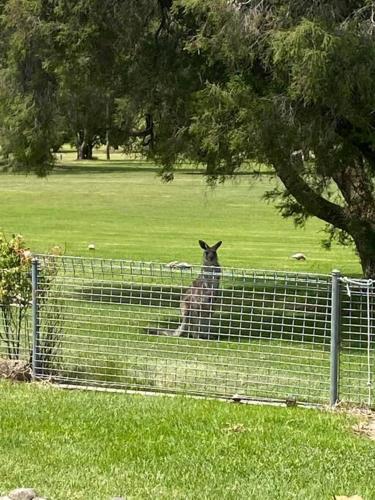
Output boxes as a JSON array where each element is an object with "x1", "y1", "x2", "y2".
[
  {"x1": 0, "y1": 0, "x2": 57, "y2": 174},
  {"x1": 272, "y1": 20, "x2": 335, "y2": 104},
  {"x1": 0, "y1": 0, "x2": 374, "y2": 272},
  {"x1": 0, "y1": 233, "x2": 31, "y2": 306}
]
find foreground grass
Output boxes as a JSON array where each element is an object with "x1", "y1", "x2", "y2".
[
  {"x1": 0, "y1": 159, "x2": 360, "y2": 275},
  {"x1": 0, "y1": 382, "x2": 373, "y2": 500}
]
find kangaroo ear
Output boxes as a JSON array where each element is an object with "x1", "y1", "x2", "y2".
[
  {"x1": 199, "y1": 240, "x2": 208, "y2": 250},
  {"x1": 213, "y1": 241, "x2": 222, "y2": 250}
]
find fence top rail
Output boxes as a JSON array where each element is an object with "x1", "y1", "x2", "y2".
[
  {"x1": 33, "y1": 253, "x2": 333, "y2": 282},
  {"x1": 340, "y1": 276, "x2": 375, "y2": 288}
]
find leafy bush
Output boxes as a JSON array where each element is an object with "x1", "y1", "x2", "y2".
[
  {"x1": 0, "y1": 234, "x2": 64, "y2": 373},
  {"x1": 0, "y1": 234, "x2": 32, "y2": 359}
]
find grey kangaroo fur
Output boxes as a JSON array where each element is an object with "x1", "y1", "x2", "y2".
[{"x1": 149, "y1": 240, "x2": 222, "y2": 338}]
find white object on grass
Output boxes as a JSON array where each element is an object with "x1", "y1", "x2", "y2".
[
  {"x1": 165, "y1": 261, "x2": 192, "y2": 269},
  {"x1": 291, "y1": 252, "x2": 306, "y2": 261}
]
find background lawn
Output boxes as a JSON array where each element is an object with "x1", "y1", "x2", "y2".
[
  {"x1": 0, "y1": 381, "x2": 374, "y2": 500},
  {"x1": 0, "y1": 152, "x2": 360, "y2": 276},
  {"x1": 0, "y1": 155, "x2": 371, "y2": 407}
]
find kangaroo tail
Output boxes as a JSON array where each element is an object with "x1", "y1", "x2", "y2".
[{"x1": 145, "y1": 327, "x2": 180, "y2": 337}]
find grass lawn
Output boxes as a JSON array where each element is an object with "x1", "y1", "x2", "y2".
[
  {"x1": 0, "y1": 155, "x2": 370, "y2": 405},
  {"x1": 0, "y1": 381, "x2": 374, "y2": 500},
  {"x1": 0, "y1": 156, "x2": 373, "y2": 499},
  {"x1": 0, "y1": 155, "x2": 360, "y2": 275}
]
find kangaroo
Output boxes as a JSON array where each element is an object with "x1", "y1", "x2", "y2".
[
  {"x1": 148, "y1": 240, "x2": 222, "y2": 338},
  {"x1": 175, "y1": 240, "x2": 222, "y2": 338}
]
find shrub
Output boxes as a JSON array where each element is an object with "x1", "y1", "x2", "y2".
[
  {"x1": 0, "y1": 234, "x2": 64, "y2": 375},
  {"x1": 0, "y1": 233, "x2": 32, "y2": 359}
]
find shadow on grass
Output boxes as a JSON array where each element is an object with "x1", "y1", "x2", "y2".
[
  {"x1": 71, "y1": 281, "x2": 334, "y2": 345},
  {"x1": 68, "y1": 279, "x2": 375, "y2": 348},
  {"x1": 49, "y1": 162, "x2": 274, "y2": 177},
  {"x1": 51, "y1": 163, "x2": 163, "y2": 175}
]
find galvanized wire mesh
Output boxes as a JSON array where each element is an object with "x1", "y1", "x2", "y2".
[
  {"x1": 339, "y1": 277, "x2": 374, "y2": 406},
  {"x1": 29, "y1": 255, "x2": 333, "y2": 405},
  {"x1": 1, "y1": 255, "x2": 373, "y2": 407}
]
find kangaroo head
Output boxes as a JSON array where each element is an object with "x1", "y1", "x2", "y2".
[{"x1": 199, "y1": 240, "x2": 222, "y2": 266}]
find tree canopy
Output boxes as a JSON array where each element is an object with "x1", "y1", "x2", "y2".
[{"x1": 1, "y1": 0, "x2": 375, "y2": 275}]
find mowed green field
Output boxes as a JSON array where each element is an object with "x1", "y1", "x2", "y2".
[
  {"x1": 0, "y1": 157, "x2": 373, "y2": 499},
  {"x1": 0, "y1": 381, "x2": 374, "y2": 500},
  {"x1": 0, "y1": 158, "x2": 370, "y2": 406},
  {"x1": 0, "y1": 155, "x2": 360, "y2": 275}
]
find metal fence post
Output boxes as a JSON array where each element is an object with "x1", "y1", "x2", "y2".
[
  {"x1": 32, "y1": 258, "x2": 40, "y2": 379},
  {"x1": 330, "y1": 270, "x2": 341, "y2": 406}
]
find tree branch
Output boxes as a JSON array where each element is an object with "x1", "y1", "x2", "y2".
[
  {"x1": 156, "y1": 0, "x2": 172, "y2": 40},
  {"x1": 272, "y1": 160, "x2": 349, "y2": 232},
  {"x1": 129, "y1": 114, "x2": 154, "y2": 147}
]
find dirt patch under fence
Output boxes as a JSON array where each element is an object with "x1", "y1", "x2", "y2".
[
  {"x1": 352, "y1": 417, "x2": 375, "y2": 441},
  {"x1": 335, "y1": 404, "x2": 375, "y2": 441}
]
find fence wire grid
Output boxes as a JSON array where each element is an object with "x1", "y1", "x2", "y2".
[
  {"x1": 0, "y1": 255, "x2": 373, "y2": 407},
  {"x1": 339, "y1": 277, "x2": 374, "y2": 406}
]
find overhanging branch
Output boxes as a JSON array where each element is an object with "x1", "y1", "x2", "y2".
[
  {"x1": 156, "y1": 0, "x2": 173, "y2": 40},
  {"x1": 129, "y1": 114, "x2": 154, "y2": 147},
  {"x1": 273, "y1": 160, "x2": 349, "y2": 232}
]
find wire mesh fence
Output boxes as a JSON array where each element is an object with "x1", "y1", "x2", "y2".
[
  {"x1": 34, "y1": 255, "x2": 333, "y2": 404},
  {"x1": 339, "y1": 277, "x2": 374, "y2": 406},
  {"x1": 0, "y1": 255, "x2": 373, "y2": 407}
]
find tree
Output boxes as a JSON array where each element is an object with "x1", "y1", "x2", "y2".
[
  {"x1": 53, "y1": 0, "x2": 122, "y2": 160},
  {"x1": 138, "y1": 0, "x2": 375, "y2": 277},
  {"x1": 52, "y1": 0, "x2": 160, "y2": 160},
  {"x1": 0, "y1": 0, "x2": 58, "y2": 175},
  {"x1": 0, "y1": 0, "x2": 159, "y2": 164},
  {"x1": 1, "y1": 0, "x2": 375, "y2": 276}
]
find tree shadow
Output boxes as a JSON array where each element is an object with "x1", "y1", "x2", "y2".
[
  {"x1": 72, "y1": 281, "x2": 341, "y2": 346},
  {"x1": 51, "y1": 164, "x2": 162, "y2": 175}
]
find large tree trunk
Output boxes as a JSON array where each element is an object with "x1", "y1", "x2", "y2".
[
  {"x1": 352, "y1": 226, "x2": 375, "y2": 278},
  {"x1": 78, "y1": 142, "x2": 93, "y2": 160},
  {"x1": 333, "y1": 162, "x2": 375, "y2": 278},
  {"x1": 76, "y1": 132, "x2": 81, "y2": 160},
  {"x1": 105, "y1": 130, "x2": 110, "y2": 160},
  {"x1": 76, "y1": 129, "x2": 93, "y2": 160},
  {"x1": 105, "y1": 97, "x2": 111, "y2": 160},
  {"x1": 358, "y1": 253, "x2": 375, "y2": 279}
]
